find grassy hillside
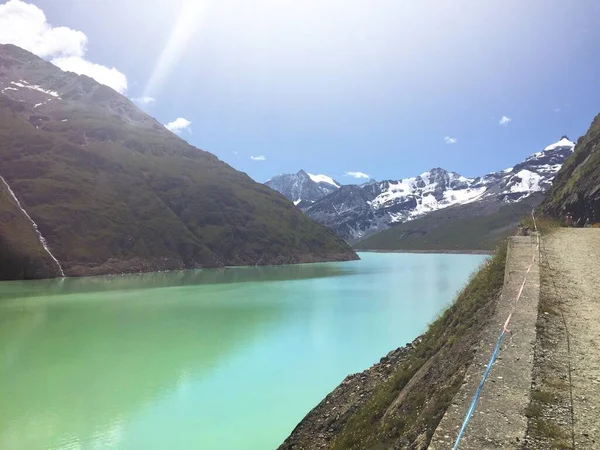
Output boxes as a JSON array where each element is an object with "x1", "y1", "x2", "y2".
[
  {"x1": 540, "y1": 113, "x2": 600, "y2": 224},
  {"x1": 0, "y1": 45, "x2": 357, "y2": 278},
  {"x1": 354, "y1": 195, "x2": 541, "y2": 251}
]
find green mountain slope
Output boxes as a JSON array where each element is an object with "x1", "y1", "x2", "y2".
[
  {"x1": 540, "y1": 114, "x2": 600, "y2": 224},
  {"x1": 354, "y1": 195, "x2": 542, "y2": 252},
  {"x1": 0, "y1": 44, "x2": 357, "y2": 279}
]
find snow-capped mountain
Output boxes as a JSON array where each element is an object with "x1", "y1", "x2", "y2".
[
  {"x1": 265, "y1": 170, "x2": 340, "y2": 207},
  {"x1": 470, "y1": 136, "x2": 575, "y2": 202},
  {"x1": 269, "y1": 137, "x2": 574, "y2": 242}
]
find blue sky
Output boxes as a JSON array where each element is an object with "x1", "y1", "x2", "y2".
[{"x1": 2, "y1": 0, "x2": 600, "y2": 183}]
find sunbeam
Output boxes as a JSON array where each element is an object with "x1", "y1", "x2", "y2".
[{"x1": 143, "y1": 0, "x2": 212, "y2": 97}]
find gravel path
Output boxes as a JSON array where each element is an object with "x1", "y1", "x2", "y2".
[{"x1": 539, "y1": 229, "x2": 600, "y2": 448}]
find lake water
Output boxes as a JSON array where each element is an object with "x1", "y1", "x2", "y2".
[{"x1": 0, "y1": 252, "x2": 486, "y2": 450}]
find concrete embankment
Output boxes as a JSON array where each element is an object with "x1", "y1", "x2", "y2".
[{"x1": 430, "y1": 235, "x2": 540, "y2": 449}]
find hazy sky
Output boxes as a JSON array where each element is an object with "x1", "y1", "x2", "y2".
[{"x1": 2, "y1": 0, "x2": 600, "y2": 182}]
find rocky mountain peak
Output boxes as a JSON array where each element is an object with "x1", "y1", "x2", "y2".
[
  {"x1": 543, "y1": 136, "x2": 575, "y2": 152},
  {"x1": 265, "y1": 169, "x2": 340, "y2": 205},
  {"x1": 0, "y1": 44, "x2": 161, "y2": 131},
  {"x1": 360, "y1": 178, "x2": 378, "y2": 187}
]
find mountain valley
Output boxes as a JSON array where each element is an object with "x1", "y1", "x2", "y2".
[{"x1": 267, "y1": 138, "x2": 575, "y2": 246}]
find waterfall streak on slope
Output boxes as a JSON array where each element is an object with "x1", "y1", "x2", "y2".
[{"x1": 0, "y1": 175, "x2": 65, "y2": 277}]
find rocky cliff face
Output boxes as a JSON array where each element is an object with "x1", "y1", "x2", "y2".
[
  {"x1": 265, "y1": 170, "x2": 340, "y2": 207},
  {"x1": 295, "y1": 139, "x2": 573, "y2": 242},
  {"x1": 541, "y1": 119, "x2": 600, "y2": 225},
  {"x1": 0, "y1": 44, "x2": 358, "y2": 279}
]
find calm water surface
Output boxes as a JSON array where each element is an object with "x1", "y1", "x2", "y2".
[{"x1": 0, "y1": 252, "x2": 486, "y2": 450}]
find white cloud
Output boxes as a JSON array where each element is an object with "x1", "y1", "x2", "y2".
[
  {"x1": 499, "y1": 116, "x2": 512, "y2": 126},
  {"x1": 0, "y1": 0, "x2": 128, "y2": 93},
  {"x1": 553, "y1": 108, "x2": 561, "y2": 113},
  {"x1": 165, "y1": 117, "x2": 192, "y2": 133},
  {"x1": 250, "y1": 155, "x2": 266, "y2": 161},
  {"x1": 345, "y1": 171, "x2": 370, "y2": 179},
  {"x1": 0, "y1": 0, "x2": 86, "y2": 58},
  {"x1": 444, "y1": 136, "x2": 458, "y2": 144},
  {"x1": 53, "y1": 56, "x2": 128, "y2": 94},
  {"x1": 132, "y1": 96, "x2": 156, "y2": 106}
]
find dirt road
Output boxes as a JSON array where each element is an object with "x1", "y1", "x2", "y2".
[
  {"x1": 432, "y1": 229, "x2": 600, "y2": 449},
  {"x1": 535, "y1": 229, "x2": 600, "y2": 448}
]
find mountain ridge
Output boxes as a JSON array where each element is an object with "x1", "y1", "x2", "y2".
[
  {"x1": 0, "y1": 44, "x2": 358, "y2": 280},
  {"x1": 265, "y1": 169, "x2": 340, "y2": 207},
  {"x1": 266, "y1": 138, "x2": 574, "y2": 243}
]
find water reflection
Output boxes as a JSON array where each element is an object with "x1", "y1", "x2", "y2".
[{"x1": 0, "y1": 261, "x2": 355, "y2": 302}]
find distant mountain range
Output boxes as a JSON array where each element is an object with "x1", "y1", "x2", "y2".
[
  {"x1": 267, "y1": 137, "x2": 575, "y2": 244},
  {"x1": 0, "y1": 44, "x2": 357, "y2": 280}
]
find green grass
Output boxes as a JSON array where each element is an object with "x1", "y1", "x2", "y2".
[
  {"x1": 329, "y1": 242, "x2": 508, "y2": 449},
  {"x1": 531, "y1": 389, "x2": 556, "y2": 404},
  {"x1": 520, "y1": 214, "x2": 563, "y2": 234}
]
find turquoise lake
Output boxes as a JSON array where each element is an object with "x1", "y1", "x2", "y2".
[{"x1": 0, "y1": 252, "x2": 486, "y2": 450}]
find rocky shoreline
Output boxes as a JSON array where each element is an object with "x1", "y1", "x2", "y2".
[
  {"x1": 278, "y1": 336, "x2": 422, "y2": 450},
  {"x1": 278, "y1": 243, "x2": 508, "y2": 449}
]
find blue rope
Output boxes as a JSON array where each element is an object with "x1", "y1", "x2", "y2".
[{"x1": 452, "y1": 330, "x2": 506, "y2": 449}]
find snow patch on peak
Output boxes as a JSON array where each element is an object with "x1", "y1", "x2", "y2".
[
  {"x1": 544, "y1": 137, "x2": 575, "y2": 151},
  {"x1": 308, "y1": 173, "x2": 340, "y2": 188},
  {"x1": 265, "y1": 171, "x2": 341, "y2": 205},
  {"x1": 509, "y1": 170, "x2": 542, "y2": 193},
  {"x1": 11, "y1": 80, "x2": 59, "y2": 98}
]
